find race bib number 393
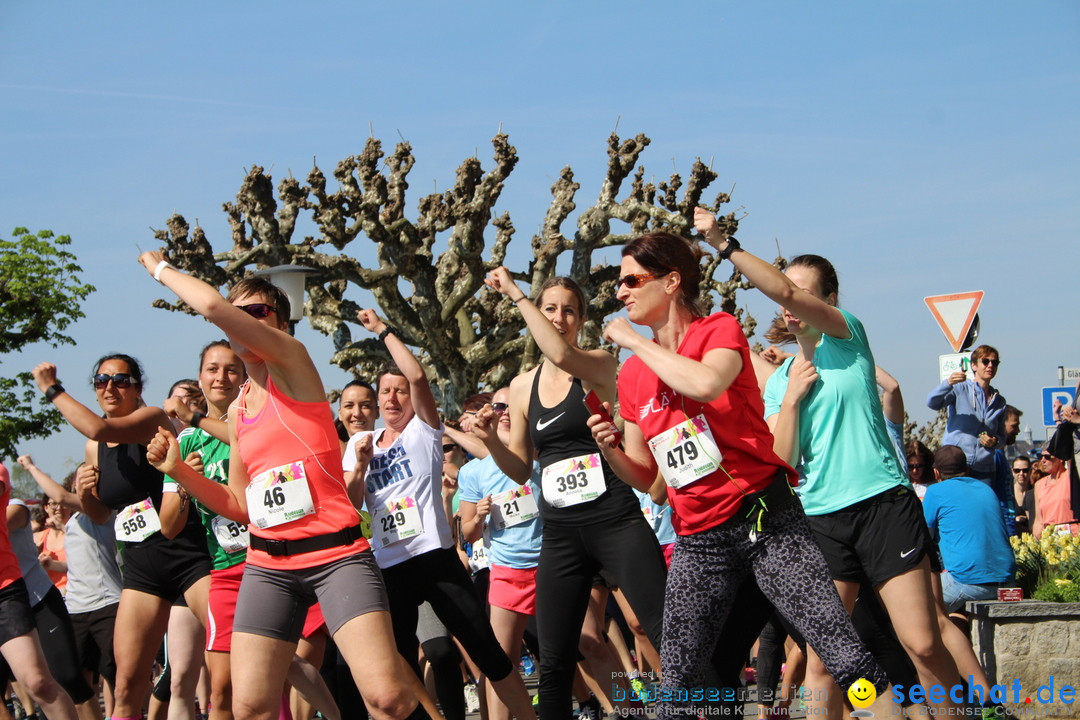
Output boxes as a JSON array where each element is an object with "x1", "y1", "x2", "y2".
[
  {"x1": 541, "y1": 453, "x2": 606, "y2": 508},
  {"x1": 114, "y1": 499, "x2": 162, "y2": 542},
  {"x1": 648, "y1": 414, "x2": 722, "y2": 489},
  {"x1": 245, "y1": 460, "x2": 316, "y2": 529}
]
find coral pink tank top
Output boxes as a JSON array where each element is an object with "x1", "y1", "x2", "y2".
[
  {"x1": 237, "y1": 378, "x2": 368, "y2": 570},
  {"x1": 0, "y1": 464, "x2": 22, "y2": 589}
]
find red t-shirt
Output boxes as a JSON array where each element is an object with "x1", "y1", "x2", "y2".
[
  {"x1": 0, "y1": 463, "x2": 22, "y2": 589},
  {"x1": 237, "y1": 379, "x2": 368, "y2": 570},
  {"x1": 618, "y1": 313, "x2": 796, "y2": 535}
]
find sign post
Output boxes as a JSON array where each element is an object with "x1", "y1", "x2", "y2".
[
  {"x1": 1042, "y1": 386, "x2": 1077, "y2": 427},
  {"x1": 925, "y1": 291, "x2": 984, "y2": 353}
]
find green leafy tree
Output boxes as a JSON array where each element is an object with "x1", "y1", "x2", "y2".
[{"x1": 0, "y1": 228, "x2": 96, "y2": 459}]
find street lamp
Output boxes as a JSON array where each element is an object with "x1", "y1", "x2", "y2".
[{"x1": 254, "y1": 264, "x2": 318, "y2": 336}]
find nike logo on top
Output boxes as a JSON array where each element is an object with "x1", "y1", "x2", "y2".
[
  {"x1": 900, "y1": 548, "x2": 917, "y2": 558},
  {"x1": 536, "y1": 412, "x2": 566, "y2": 432}
]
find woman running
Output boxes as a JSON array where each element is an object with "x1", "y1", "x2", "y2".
[
  {"x1": 32, "y1": 354, "x2": 212, "y2": 720},
  {"x1": 0, "y1": 462, "x2": 78, "y2": 720},
  {"x1": 474, "y1": 267, "x2": 667, "y2": 720},
  {"x1": 458, "y1": 386, "x2": 543, "y2": 720},
  {"x1": 693, "y1": 207, "x2": 963, "y2": 717},
  {"x1": 585, "y1": 226, "x2": 894, "y2": 719},
  {"x1": 342, "y1": 309, "x2": 535, "y2": 720},
  {"x1": 137, "y1": 252, "x2": 423, "y2": 720}
]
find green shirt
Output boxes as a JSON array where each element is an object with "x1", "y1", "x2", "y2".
[
  {"x1": 165, "y1": 426, "x2": 247, "y2": 570},
  {"x1": 763, "y1": 309, "x2": 908, "y2": 516}
]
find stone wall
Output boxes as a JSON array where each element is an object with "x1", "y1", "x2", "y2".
[{"x1": 969, "y1": 601, "x2": 1080, "y2": 717}]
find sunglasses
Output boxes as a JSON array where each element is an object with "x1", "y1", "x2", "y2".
[
  {"x1": 616, "y1": 272, "x2": 665, "y2": 289},
  {"x1": 442, "y1": 444, "x2": 460, "y2": 454},
  {"x1": 977, "y1": 358, "x2": 1001, "y2": 367},
  {"x1": 1012, "y1": 467, "x2": 1031, "y2": 474},
  {"x1": 492, "y1": 402, "x2": 509, "y2": 414},
  {"x1": 1041, "y1": 454, "x2": 1053, "y2": 460},
  {"x1": 93, "y1": 373, "x2": 140, "y2": 389},
  {"x1": 237, "y1": 303, "x2": 276, "y2": 319},
  {"x1": 908, "y1": 464, "x2": 925, "y2": 470}
]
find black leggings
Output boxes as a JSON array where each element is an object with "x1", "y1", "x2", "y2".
[
  {"x1": 29, "y1": 587, "x2": 95, "y2": 704},
  {"x1": 380, "y1": 547, "x2": 513, "y2": 684},
  {"x1": 658, "y1": 481, "x2": 889, "y2": 719},
  {"x1": 535, "y1": 514, "x2": 667, "y2": 720}
]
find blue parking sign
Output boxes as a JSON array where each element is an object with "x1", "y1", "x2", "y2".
[{"x1": 1043, "y1": 386, "x2": 1077, "y2": 427}]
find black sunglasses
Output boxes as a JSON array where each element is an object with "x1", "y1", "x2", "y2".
[
  {"x1": 442, "y1": 444, "x2": 460, "y2": 454},
  {"x1": 492, "y1": 402, "x2": 509, "y2": 414},
  {"x1": 978, "y1": 358, "x2": 1001, "y2": 367},
  {"x1": 908, "y1": 464, "x2": 925, "y2": 470},
  {"x1": 93, "y1": 373, "x2": 140, "y2": 389},
  {"x1": 616, "y1": 272, "x2": 668, "y2": 289},
  {"x1": 237, "y1": 303, "x2": 276, "y2": 319},
  {"x1": 1012, "y1": 467, "x2": 1031, "y2": 474}
]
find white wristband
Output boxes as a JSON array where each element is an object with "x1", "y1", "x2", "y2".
[{"x1": 153, "y1": 259, "x2": 174, "y2": 283}]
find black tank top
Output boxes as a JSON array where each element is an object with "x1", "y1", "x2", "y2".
[
  {"x1": 528, "y1": 367, "x2": 640, "y2": 526},
  {"x1": 97, "y1": 442, "x2": 207, "y2": 546}
]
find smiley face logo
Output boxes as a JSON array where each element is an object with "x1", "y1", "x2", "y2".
[{"x1": 847, "y1": 678, "x2": 877, "y2": 709}]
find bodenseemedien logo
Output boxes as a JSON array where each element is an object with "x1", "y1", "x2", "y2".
[{"x1": 848, "y1": 678, "x2": 877, "y2": 717}]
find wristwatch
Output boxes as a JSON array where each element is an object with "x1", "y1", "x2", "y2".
[{"x1": 717, "y1": 236, "x2": 742, "y2": 261}]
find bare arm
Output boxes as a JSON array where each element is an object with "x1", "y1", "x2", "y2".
[
  {"x1": 31, "y1": 362, "x2": 171, "y2": 444},
  {"x1": 79, "y1": 442, "x2": 114, "y2": 525},
  {"x1": 588, "y1": 414, "x2": 659, "y2": 493},
  {"x1": 485, "y1": 266, "x2": 618, "y2": 399},
  {"x1": 876, "y1": 366, "x2": 905, "y2": 425},
  {"x1": 766, "y1": 358, "x2": 818, "y2": 467},
  {"x1": 157, "y1": 488, "x2": 191, "y2": 540},
  {"x1": 145, "y1": 424, "x2": 249, "y2": 524},
  {"x1": 17, "y1": 455, "x2": 82, "y2": 512},
  {"x1": 694, "y1": 208, "x2": 849, "y2": 339},
  {"x1": 137, "y1": 250, "x2": 323, "y2": 402},
  {"x1": 164, "y1": 397, "x2": 230, "y2": 445},
  {"x1": 443, "y1": 425, "x2": 489, "y2": 460},
  {"x1": 358, "y1": 309, "x2": 441, "y2": 430},
  {"x1": 604, "y1": 318, "x2": 743, "y2": 404},
  {"x1": 471, "y1": 375, "x2": 534, "y2": 484}
]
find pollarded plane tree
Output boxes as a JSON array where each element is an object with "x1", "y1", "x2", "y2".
[{"x1": 148, "y1": 131, "x2": 763, "y2": 416}]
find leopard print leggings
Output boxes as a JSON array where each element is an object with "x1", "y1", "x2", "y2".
[{"x1": 657, "y1": 481, "x2": 889, "y2": 719}]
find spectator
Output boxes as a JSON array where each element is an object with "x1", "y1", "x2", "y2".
[
  {"x1": 926, "y1": 345, "x2": 1006, "y2": 485},
  {"x1": 1032, "y1": 447, "x2": 1079, "y2": 539},
  {"x1": 1011, "y1": 457, "x2": 1036, "y2": 536},
  {"x1": 906, "y1": 441, "x2": 936, "y2": 501},
  {"x1": 922, "y1": 446, "x2": 1015, "y2": 613}
]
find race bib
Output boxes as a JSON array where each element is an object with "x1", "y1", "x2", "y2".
[
  {"x1": 489, "y1": 485, "x2": 540, "y2": 530},
  {"x1": 469, "y1": 537, "x2": 491, "y2": 573},
  {"x1": 114, "y1": 499, "x2": 162, "y2": 542},
  {"x1": 245, "y1": 461, "x2": 316, "y2": 529},
  {"x1": 211, "y1": 515, "x2": 250, "y2": 553},
  {"x1": 541, "y1": 453, "x2": 606, "y2": 508},
  {"x1": 372, "y1": 496, "x2": 424, "y2": 548},
  {"x1": 648, "y1": 414, "x2": 722, "y2": 489}
]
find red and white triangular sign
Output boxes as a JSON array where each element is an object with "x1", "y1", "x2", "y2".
[{"x1": 924, "y1": 291, "x2": 984, "y2": 353}]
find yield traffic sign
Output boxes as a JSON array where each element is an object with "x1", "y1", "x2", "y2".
[{"x1": 925, "y1": 291, "x2": 984, "y2": 353}]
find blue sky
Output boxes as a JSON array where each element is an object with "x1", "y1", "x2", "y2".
[{"x1": 2, "y1": 2, "x2": 1078, "y2": 479}]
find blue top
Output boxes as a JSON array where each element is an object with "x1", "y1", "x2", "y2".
[
  {"x1": 457, "y1": 455, "x2": 542, "y2": 569},
  {"x1": 635, "y1": 490, "x2": 677, "y2": 546},
  {"x1": 923, "y1": 476, "x2": 1016, "y2": 585},
  {"x1": 763, "y1": 309, "x2": 908, "y2": 515},
  {"x1": 926, "y1": 379, "x2": 1006, "y2": 474}
]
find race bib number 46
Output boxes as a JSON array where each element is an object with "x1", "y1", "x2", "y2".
[
  {"x1": 648, "y1": 414, "x2": 722, "y2": 489},
  {"x1": 245, "y1": 461, "x2": 315, "y2": 530},
  {"x1": 114, "y1": 499, "x2": 162, "y2": 542},
  {"x1": 542, "y1": 453, "x2": 606, "y2": 508}
]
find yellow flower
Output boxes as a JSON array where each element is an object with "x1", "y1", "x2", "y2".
[{"x1": 1054, "y1": 579, "x2": 1073, "y2": 587}]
